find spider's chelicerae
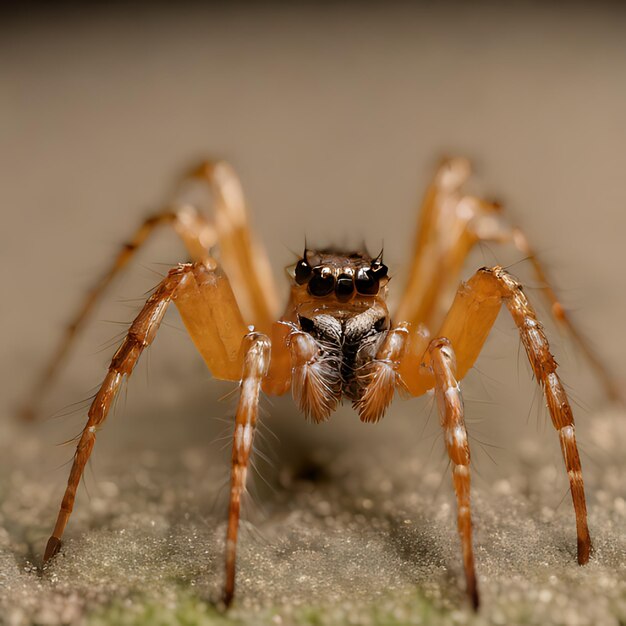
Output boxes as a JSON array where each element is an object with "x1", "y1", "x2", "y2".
[{"x1": 29, "y1": 158, "x2": 616, "y2": 610}]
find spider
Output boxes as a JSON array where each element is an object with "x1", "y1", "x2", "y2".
[{"x1": 27, "y1": 157, "x2": 616, "y2": 610}]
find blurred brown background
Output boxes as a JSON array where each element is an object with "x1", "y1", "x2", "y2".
[{"x1": 2, "y1": 2, "x2": 626, "y2": 472}]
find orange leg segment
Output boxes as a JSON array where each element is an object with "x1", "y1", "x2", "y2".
[
  {"x1": 396, "y1": 157, "x2": 618, "y2": 402},
  {"x1": 43, "y1": 264, "x2": 191, "y2": 561},
  {"x1": 191, "y1": 161, "x2": 280, "y2": 333},
  {"x1": 24, "y1": 158, "x2": 280, "y2": 420},
  {"x1": 22, "y1": 206, "x2": 215, "y2": 421},
  {"x1": 43, "y1": 260, "x2": 250, "y2": 563},
  {"x1": 223, "y1": 332, "x2": 271, "y2": 607},
  {"x1": 479, "y1": 222, "x2": 622, "y2": 403},
  {"x1": 438, "y1": 266, "x2": 592, "y2": 565},
  {"x1": 429, "y1": 337, "x2": 478, "y2": 610}
]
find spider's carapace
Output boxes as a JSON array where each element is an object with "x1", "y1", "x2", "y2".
[
  {"x1": 29, "y1": 158, "x2": 617, "y2": 610},
  {"x1": 280, "y1": 248, "x2": 393, "y2": 422}
]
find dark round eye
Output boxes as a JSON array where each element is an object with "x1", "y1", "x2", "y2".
[
  {"x1": 335, "y1": 274, "x2": 354, "y2": 301},
  {"x1": 370, "y1": 262, "x2": 388, "y2": 279},
  {"x1": 295, "y1": 259, "x2": 312, "y2": 285},
  {"x1": 308, "y1": 268, "x2": 335, "y2": 296},
  {"x1": 355, "y1": 268, "x2": 379, "y2": 295}
]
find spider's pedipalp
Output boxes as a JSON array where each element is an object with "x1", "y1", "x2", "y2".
[
  {"x1": 289, "y1": 329, "x2": 342, "y2": 422},
  {"x1": 354, "y1": 323, "x2": 409, "y2": 423}
]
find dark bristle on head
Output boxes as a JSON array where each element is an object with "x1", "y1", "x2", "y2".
[{"x1": 370, "y1": 261, "x2": 388, "y2": 278}]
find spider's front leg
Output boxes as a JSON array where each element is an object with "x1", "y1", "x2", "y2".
[
  {"x1": 223, "y1": 332, "x2": 271, "y2": 607},
  {"x1": 43, "y1": 264, "x2": 199, "y2": 561},
  {"x1": 24, "y1": 159, "x2": 279, "y2": 420},
  {"x1": 429, "y1": 338, "x2": 478, "y2": 609},
  {"x1": 355, "y1": 328, "x2": 479, "y2": 608},
  {"x1": 43, "y1": 259, "x2": 251, "y2": 560},
  {"x1": 436, "y1": 266, "x2": 592, "y2": 564},
  {"x1": 358, "y1": 266, "x2": 592, "y2": 608}
]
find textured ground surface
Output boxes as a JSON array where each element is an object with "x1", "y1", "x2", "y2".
[{"x1": 0, "y1": 397, "x2": 624, "y2": 626}]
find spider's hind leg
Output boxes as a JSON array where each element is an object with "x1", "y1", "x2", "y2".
[
  {"x1": 24, "y1": 159, "x2": 280, "y2": 420},
  {"x1": 396, "y1": 157, "x2": 619, "y2": 402},
  {"x1": 22, "y1": 205, "x2": 214, "y2": 421},
  {"x1": 469, "y1": 214, "x2": 622, "y2": 403}
]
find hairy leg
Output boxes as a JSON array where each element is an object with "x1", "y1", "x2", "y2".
[
  {"x1": 190, "y1": 161, "x2": 279, "y2": 332},
  {"x1": 429, "y1": 337, "x2": 479, "y2": 609},
  {"x1": 395, "y1": 157, "x2": 618, "y2": 400},
  {"x1": 470, "y1": 218, "x2": 622, "y2": 402},
  {"x1": 223, "y1": 332, "x2": 271, "y2": 607},
  {"x1": 44, "y1": 260, "x2": 248, "y2": 562},
  {"x1": 395, "y1": 157, "x2": 480, "y2": 329},
  {"x1": 359, "y1": 266, "x2": 591, "y2": 601},
  {"x1": 25, "y1": 159, "x2": 279, "y2": 419},
  {"x1": 354, "y1": 322, "x2": 412, "y2": 423},
  {"x1": 437, "y1": 266, "x2": 592, "y2": 564},
  {"x1": 23, "y1": 206, "x2": 214, "y2": 420},
  {"x1": 354, "y1": 327, "x2": 478, "y2": 606}
]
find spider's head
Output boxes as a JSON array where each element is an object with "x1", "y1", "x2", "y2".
[
  {"x1": 290, "y1": 247, "x2": 389, "y2": 303},
  {"x1": 287, "y1": 248, "x2": 392, "y2": 422}
]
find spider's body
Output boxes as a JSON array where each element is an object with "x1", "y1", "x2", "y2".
[
  {"x1": 287, "y1": 248, "x2": 391, "y2": 421},
  {"x1": 29, "y1": 158, "x2": 616, "y2": 610}
]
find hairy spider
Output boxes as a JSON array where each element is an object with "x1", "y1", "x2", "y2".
[{"x1": 27, "y1": 158, "x2": 616, "y2": 610}]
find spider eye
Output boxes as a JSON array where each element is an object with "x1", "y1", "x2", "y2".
[
  {"x1": 370, "y1": 262, "x2": 388, "y2": 279},
  {"x1": 308, "y1": 268, "x2": 335, "y2": 296},
  {"x1": 355, "y1": 268, "x2": 379, "y2": 295},
  {"x1": 335, "y1": 273, "x2": 355, "y2": 301},
  {"x1": 295, "y1": 259, "x2": 312, "y2": 285}
]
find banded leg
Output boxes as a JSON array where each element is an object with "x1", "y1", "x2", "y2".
[
  {"x1": 23, "y1": 206, "x2": 215, "y2": 420},
  {"x1": 437, "y1": 266, "x2": 592, "y2": 564},
  {"x1": 353, "y1": 328, "x2": 478, "y2": 606},
  {"x1": 471, "y1": 218, "x2": 622, "y2": 402},
  {"x1": 43, "y1": 265, "x2": 191, "y2": 561},
  {"x1": 396, "y1": 157, "x2": 482, "y2": 330},
  {"x1": 429, "y1": 338, "x2": 478, "y2": 609},
  {"x1": 223, "y1": 332, "x2": 271, "y2": 607},
  {"x1": 396, "y1": 158, "x2": 618, "y2": 400},
  {"x1": 25, "y1": 159, "x2": 280, "y2": 420},
  {"x1": 191, "y1": 161, "x2": 280, "y2": 333},
  {"x1": 44, "y1": 260, "x2": 249, "y2": 562}
]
